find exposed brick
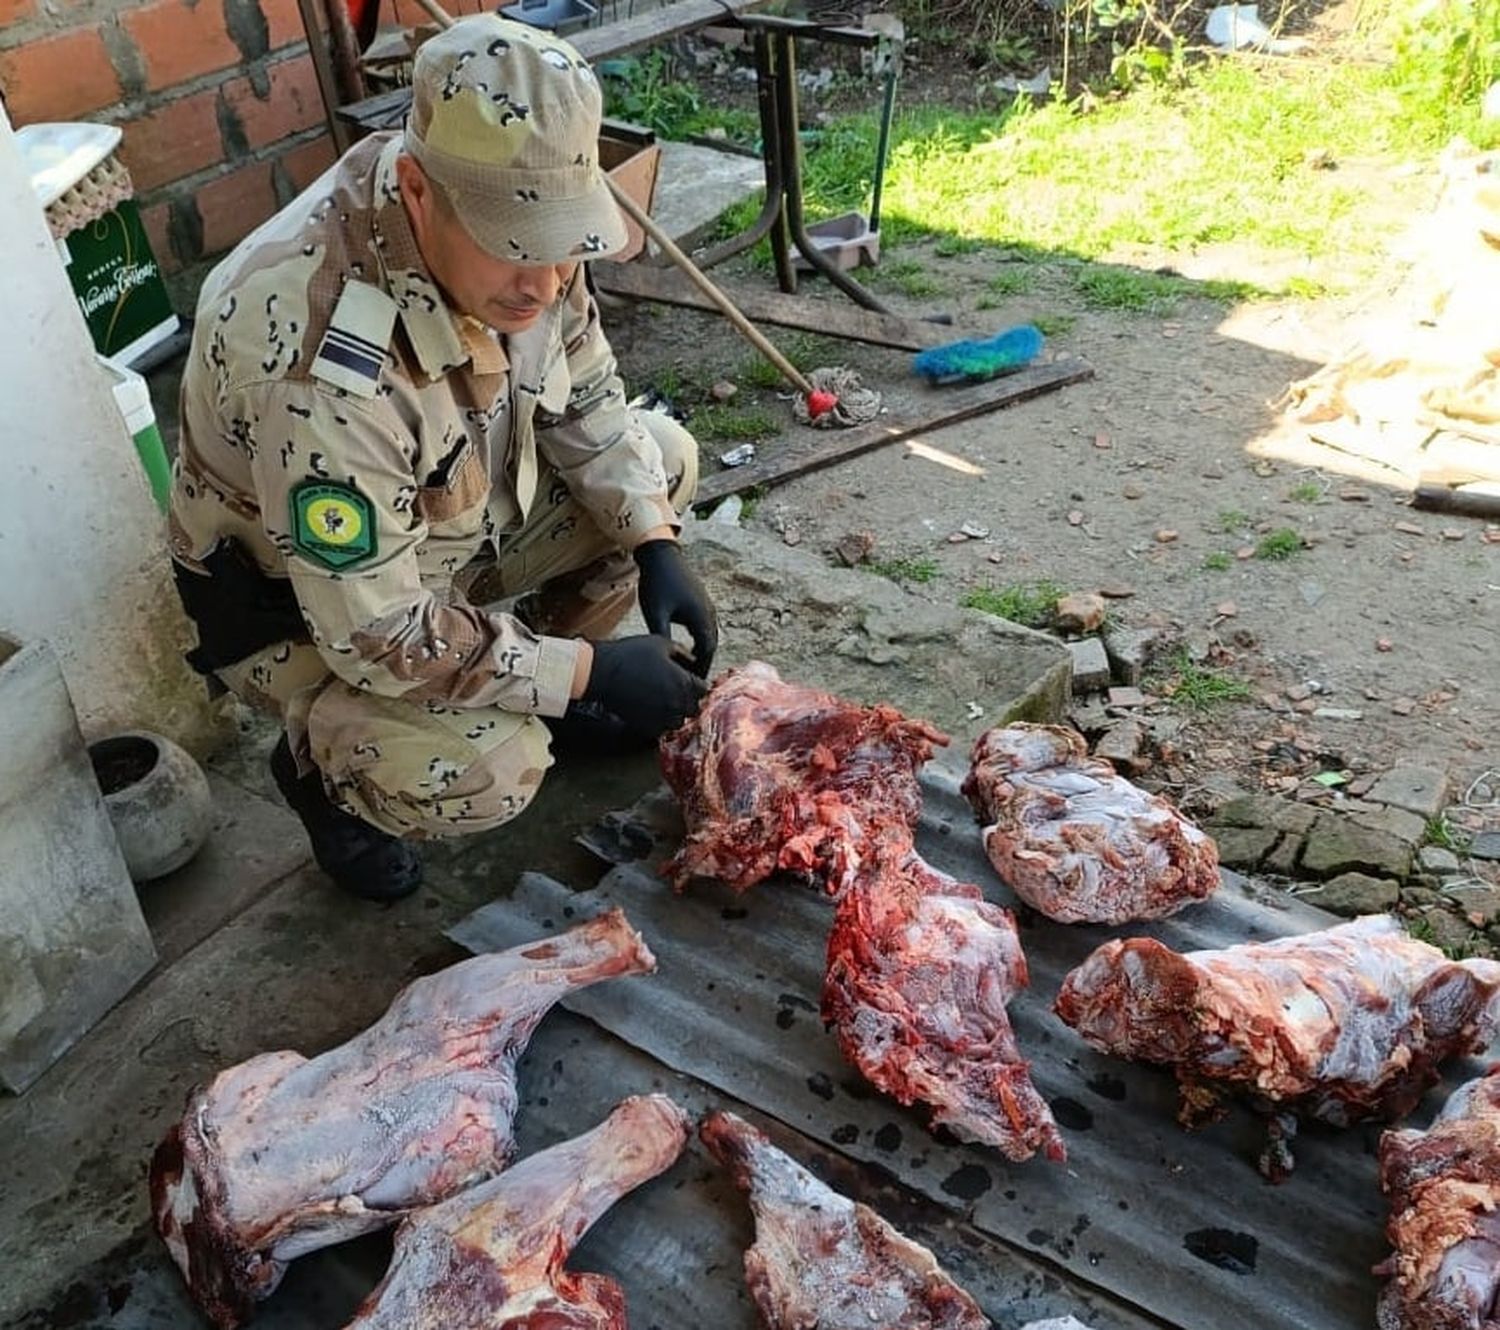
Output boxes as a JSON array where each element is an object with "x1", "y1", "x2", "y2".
[
  {"x1": 123, "y1": 0, "x2": 241, "y2": 92},
  {"x1": 139, "y1": 199, "x2": 182, "y2": 273},
  {"x1": 116, "y1": 89, "x2": 223, "y2": 194},
  {"x1": 196, "y1": 159, "x2": 276, "y2": 256},
  {"x1": 0, "y1": 27, "x2": 122, "y2": 123},
  {"x1": 258, "y1": 0, "x2": 305, "y2": 50},
  {"x1": 280, "y1": 132, "x2": 336, "y2": 193},
  {"x1": 0, "y1": 0, "x2": 37, "y2": 25},
  {"x1": 222, "y1": 53, "x2": 322, "y2": 150}
]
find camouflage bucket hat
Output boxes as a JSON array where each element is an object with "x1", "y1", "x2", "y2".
[{"x1": 405, "y1": 14, "x2": 627, "y2": 265}]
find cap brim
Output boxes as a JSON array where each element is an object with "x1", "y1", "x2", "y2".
[{"x1": 451, "y1": 176, "x2": 630, "y2": 265}]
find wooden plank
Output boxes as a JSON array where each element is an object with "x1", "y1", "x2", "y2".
[
  {"x1": 594, "y1": 262, "x2": 962, "y2": 352},
  {"x1": 573, "y1": 0, "x2": 765, "y2": 60},
  {"x1": 694, "y1": 358, "x2": 1096, "y2": 505}
]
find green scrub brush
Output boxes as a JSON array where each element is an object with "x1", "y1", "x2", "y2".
[{"x1": 912, "y1": 324, "x2": 1044, "y2": 385}]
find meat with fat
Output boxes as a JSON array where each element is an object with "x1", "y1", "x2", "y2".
[
  {"x1": 346, "y1": 1095, "x2": 690, "y2": 1330},
  {"x1": 1377, "y1": 1070, "x2": 1500, "y2": 1330},
  {"x1": 700, "y1": 1109, "x2": 991, "y2": 1330},
  {"x1": 149, "y1": 910, "x2": 656, "y2": 1328},
  {"x1": 1054, "y1": 915, "x2": 1500, "y2": 1179},
  {"x1": 659, "y1": 661, "x2": 949, "y2": 894},
  {"x1": 962, "y1": 723, "x2": 1218, "y2": 924},
  {"x1": 823, "y1": 823, "x2": 1065, "y2": 1163}
]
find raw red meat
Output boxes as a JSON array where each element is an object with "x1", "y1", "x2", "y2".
[
  {"x1": 346, "y1": 1095, "x2": 690, "y2": 1329},
  {"x1": 963, "y1": 723, "x2": 1218, "y2": 924},
  {"x1": 700, "y1": 1109, "x2": 990, "y2": 1330},
  {"x1": 659, "y1": 661, "x2": 949, "y2": 894},
  {"x1": 1055, "y1": 915, "x2": 1500, "y2": 1178},
  {"x1": 823, "y1": 822, "x2": 1065, "y2": 1163},
  {"x1": 149, "y1": 910, "x2": 655, "y2": 1328},
  {"x1": 1377, "y1": 1070, "x2": 1500, "y2": 1330}
]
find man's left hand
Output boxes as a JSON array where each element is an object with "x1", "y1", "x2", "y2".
[{"x1": 634, "y1": 538, "x2": 718, "y2": 677}]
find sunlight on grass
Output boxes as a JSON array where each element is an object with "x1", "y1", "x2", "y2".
[{"x1": 962, "y1": 581, "x2": 1067, "y2": 627}]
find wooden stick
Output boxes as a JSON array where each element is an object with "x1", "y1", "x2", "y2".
[{"x1": 605, "y1": 178, "x2": 818, "y2": 399}]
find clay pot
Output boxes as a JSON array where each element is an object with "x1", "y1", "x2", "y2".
[{"x1": 87, "y1": 731, "x2": 212, "y2": 882}]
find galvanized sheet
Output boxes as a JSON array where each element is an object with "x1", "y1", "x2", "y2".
[{"x1": 451, "y1": 759, "x2": 1488, "y2": 1330}]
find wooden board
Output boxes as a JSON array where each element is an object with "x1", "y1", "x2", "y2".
[
  {"x1": 594, "y1": 262, "x2": 963, "y2": 351},
  {"x1": 694, "y1": 358, "x2": 1096, "y2": 505}
]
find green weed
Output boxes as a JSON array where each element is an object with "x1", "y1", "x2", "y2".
[
  {"x1": 1032, "y1": 313, "x2": 1077, "y2": 336},
  {"x1": 868, "y1": 557, "x2": 942, "y2": 584},
  {"x1": 1072, "y1": 266, "x2": 1188, "y2": 314},
  {"x1": 1217, "y1": 509, "x2": 1250, "y2": 533},
  {"x1": 1425, "y1": 817, "x2": 1472, "y2": 852},
  {"x1": 738, "y1": 356, "x2": 786, "y2": 391},
  {"x1": 1202, "y1": 551, "x2": 1232, "y2": 572},
  {"x1": 986, "y1": 267, "x2": 1036, "y2": 297},
  {"x1": 692, "y1": 406, "x2": 780, "y2": 442},
  {"x1": 1156, "y1": 651, "x2": 1252, "y2": 710},
  {"x1": 962, "y1": 581, "x2": 1066, "y2": 627},
  {"x1": 868, "y1": 259, "x2": 949, "y2": 298},
  {"x1": 599, "y1": 52, "x2": 701, "y2": 139},
  {"x1": 1256, "y1": 528, "x2": 1303, "y2": 560},
  {"x1": 1289, "y1": 481, "x2": 1323, "y2": 503},
  {"x1": 739, "y1": 485, "x2": 765, "y2": 522},
  {"x1": 934, "y1": 235, "x2": 988, "y2": 256}
]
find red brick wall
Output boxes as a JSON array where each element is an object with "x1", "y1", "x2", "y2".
[{"x1": 0, "y1": 0, "x2": 340, "y2": 303}]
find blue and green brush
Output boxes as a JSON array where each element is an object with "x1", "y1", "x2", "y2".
[{"x1": 912, "y1": 324, "x2": 1044, "y2": 386}]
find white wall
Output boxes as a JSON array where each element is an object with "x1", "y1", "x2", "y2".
[{"x1": 0, "y1": 107, "x2": 218, "y2": 750}]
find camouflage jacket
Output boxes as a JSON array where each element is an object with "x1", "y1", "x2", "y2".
[{"x1": 169, "y1": 132, "x2": 677, "y2": 717}]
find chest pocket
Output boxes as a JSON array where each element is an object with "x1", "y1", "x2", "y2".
[{"x1": 415, "y1": 438, "x2": 487, "y2": 528}]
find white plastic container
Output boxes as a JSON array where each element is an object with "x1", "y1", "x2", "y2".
[{"x1": 99, "y1": 355, "x2": 171, "y2": 511}]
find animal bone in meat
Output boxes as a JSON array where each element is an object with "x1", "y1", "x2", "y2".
[
  {"x1": 149, "y1": 910, "x2": 655, "y2": 1327},
  {"x1": 963, "y1": 723, "x2": 1218, "y2": 924},
  {"x1": 346, "y1": 1094, "x2": 690, "y2": 1329},
  {"x1": 701, "y1": 1109, "x2": 991, "y2": 1329},
  {"x1": 1055, "y1": 914, "x2": 1500, "y2": 1178},
  {"x1": 659, "y1": 661, "x2": 948, "y2": 894},
  {"x1": 824, "y1": 823, "x2": 1065, "y2": 1163},
  {"x1": 1378, "y1": 1069, "x2": 1500, "y2": 1330}
]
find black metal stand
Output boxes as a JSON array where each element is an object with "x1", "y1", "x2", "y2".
[{"x1": 694, "y1": 13, "x2": 900, "y2": 314}]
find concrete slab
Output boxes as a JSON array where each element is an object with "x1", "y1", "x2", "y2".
[
  {"x1": 651, "y1": 140, "x2": 765, "y2": 250},
  {"x1": 135, "y1": 773, "x2": 309, "y2": 969},
  {"x1": 1366, "y1": 765, "x2": 1450, "y2": 821}
]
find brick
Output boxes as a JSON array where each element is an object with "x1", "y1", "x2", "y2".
[
  {"x1": 223, "y1": 54, "x2": 322, "y2": 149},
  {"x1": 0, "y1": 27, "x2": 122, "y2": 123},
  {"x1": 196, "y1": 159, "x2": 277, "y2": 256},
  {"x1": 280, "y1": 132, "x2": 336, "y2": 192},
  {"x1": 123, "y1": 0, "x2": 241, "y2": 92},
  {"x1": 116, "y1": 89, "x2": 223, "y2": 193},
  {"x1": 138, "y1": 199, "x2": 182, "y2": 272},
  {"x1": 0, "y1": 0, "x2": 36, "y2": 24},
  {"x1": 259, "y1": 0, "x2": 306, "y2": 50}
]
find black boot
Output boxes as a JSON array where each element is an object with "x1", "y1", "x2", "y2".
[{"x1": 270, "y1": 736, "x2": 423, "y2": 902}]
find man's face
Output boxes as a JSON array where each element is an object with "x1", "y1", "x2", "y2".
[{"x1": 397, "y1": 156, "x2": 577, "y2": 334}]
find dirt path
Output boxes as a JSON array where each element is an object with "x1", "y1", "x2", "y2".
[{"x1": 605, "y1": 191, "x2": 1499, "y2": 836}]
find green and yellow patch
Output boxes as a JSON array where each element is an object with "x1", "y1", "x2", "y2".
[{"x1": 291, "y1": 480, "x2": 376, "y2": 570}]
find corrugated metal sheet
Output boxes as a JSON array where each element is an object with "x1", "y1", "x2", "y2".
[{"x1": 452, "y1": 759, "x2": 1488, "y2": 1330}]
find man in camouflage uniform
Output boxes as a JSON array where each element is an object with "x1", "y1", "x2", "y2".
[{"x1": 169, "y1": 15, "x2": 717, "y2": 901}]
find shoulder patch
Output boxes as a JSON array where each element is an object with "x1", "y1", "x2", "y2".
[
  {"x1": 312, "y1": 281, "x2": 397, "y2": 399},
  {"x1": 291, "y1": 480, "x2": 377, "y2": 570}
]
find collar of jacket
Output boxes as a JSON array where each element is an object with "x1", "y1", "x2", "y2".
[{"x1": 370, "y1": 136, "x2": 508, "y2": 385}]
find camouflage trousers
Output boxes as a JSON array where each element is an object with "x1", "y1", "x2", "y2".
[{"x1": 219, "y1": 412, "x2": 697, "y2": 839}]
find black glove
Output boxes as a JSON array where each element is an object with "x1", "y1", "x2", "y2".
[
  {"x1": 582, "y1": 635, "x2": 708, "y2": 741},
  {"x1": 633, "y1": 538, "x2": 718, "y2": 678}
]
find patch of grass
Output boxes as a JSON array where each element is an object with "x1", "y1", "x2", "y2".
[
  {"x1": 1407, "y1": 915, "x2": 1438, "y2": 947},
  {"x1": 1425, "y1": 817, "x2": 1472, "y2": 852},
  {"x1": 1216, "y1": 509, "x2": 1250, "y2": 533},
  {"x1": 1255, "y1": 528, "x2": 1303, "y2": 560},
  {"x1": 934, "y1": 235, "x2": 988, "y2": 256},
  {"x1": 986, "y1": 267, "x2": 1036, "y2": 297},
  {"x1": 650, "y1": 365, "x2": 701, "y2": 402},
  {"x1": 1032, "y1": 313, "x2": 1077, "y2": 337},
  {"x1": 868, "y1": 557, "x2": 942, "y2": 584},
  {"x1": 738, "y1": 356, "x2": 786, "y2": 391},
  {"x1": 962, "y1": 580, "x2": 1066, "y2": 627},
  {"x1": 691, "y1": 406, "x2": 780, "y2": 442},
  {"x1": 1072, "y1": 266, "x2": 1189, "y2": 314},
  {"x1": 868, "y1": 259, "x2": 949, "y2": 298},
  {"x1": 739, "y1": 485, "x2": 765, "y2": 522},
  {"x1": 1156, "y1": 651, "x2": 1253, "y2": 710},
  {"x1": 1289, "y1": 481, "x2": 1323, "y2": 503},
  {"x1": 1202, "y1": 551, "x2": 1232, "y2": 571}
]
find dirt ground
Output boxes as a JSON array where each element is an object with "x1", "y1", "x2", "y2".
[{"x1": 600, "y1": 53, "x2": 1500, "y2": 845}]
